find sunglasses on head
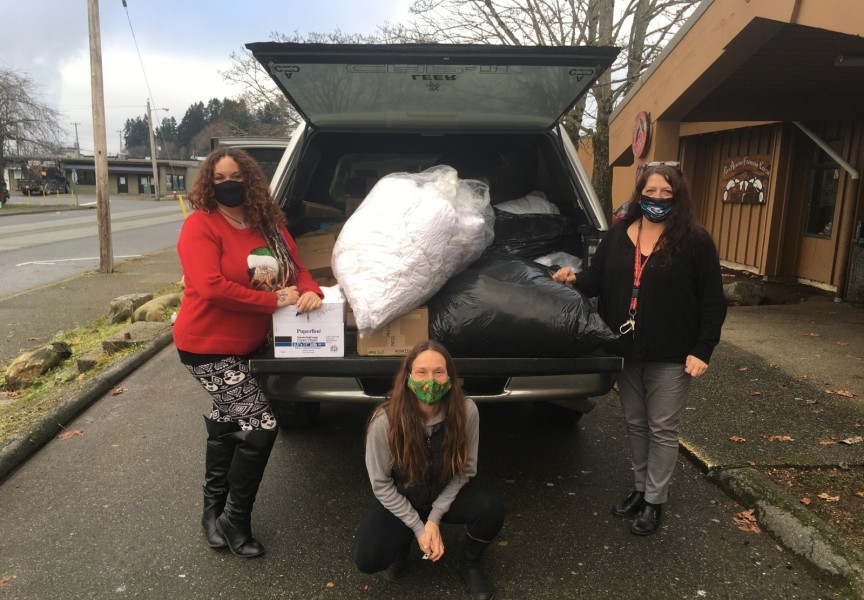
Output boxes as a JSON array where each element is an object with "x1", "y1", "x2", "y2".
[{"x1": 645, "y1": 160, "x2": 682, "y2": 170}]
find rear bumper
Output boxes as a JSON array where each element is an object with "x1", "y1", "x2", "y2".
[
  {"x1": 250, "y1": 354, "x2": 622, "y2": 377},
  {"x1": 251, "y1": 354, "x2": 622, "y2": 413}
]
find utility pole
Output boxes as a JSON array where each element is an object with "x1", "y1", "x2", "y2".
[
  {"x1": 72, "y1": 122, "x2": 81, "y2": 158},
  {"x1": 146, "y1": 99, "x2": 160, "y2": 199},
  {"x1": 87, "y1": 0, "x2": 112, "y2": 273},
  {"x1": 117, "y1": 130, "x2": 123, "y2": 155}
]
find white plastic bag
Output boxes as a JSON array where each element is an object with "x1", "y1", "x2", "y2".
[
  {"x1": 332, "y1": 166, "x2": 494, "y2": 335},
  {"x1": 534, "y1": 251, "x2": 583, "y2": 273},
  {"x1": 494, "y1": 191, "x2": 560, "y2": 215}
]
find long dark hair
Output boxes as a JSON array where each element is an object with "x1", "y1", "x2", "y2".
[
  {"x1": 623, "y1": 163, "x2": 701, "y2": 261},
  {"x1": 189, "y1": 146, "x2": 295, "y2": 285},
  {"x1": 367, "y1": 340, "x2": 469, "y2": 487}
]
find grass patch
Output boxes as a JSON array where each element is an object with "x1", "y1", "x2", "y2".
[{"x1": 0, "y1": 311, "x2": 171, "y2": 445}]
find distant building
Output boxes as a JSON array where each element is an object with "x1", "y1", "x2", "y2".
[{"x1": 5, "y1": 157, "x2": 201, "y2": 197}]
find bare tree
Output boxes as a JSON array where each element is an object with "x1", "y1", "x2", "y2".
[
  {"x1": 221, "y1": 30, "x2": 380, "y2": 138},
  {"x1": 380, "y1": 0, "x2": 698, "y2": 213},
  {"x1": 0, "y1": 69, "x2": 66, "y2": 193}
]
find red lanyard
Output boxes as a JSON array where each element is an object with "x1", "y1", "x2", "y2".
[
  {"x1": 620, "y1": 221, "x2": 650, "y2": 334},
  {"x1": 630, "y1": 221, "x2": 650, "y2": 314}
]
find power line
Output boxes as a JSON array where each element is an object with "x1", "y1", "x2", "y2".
[{"x1": 121, "y1": 0, "x2": 177, "y2": 183}]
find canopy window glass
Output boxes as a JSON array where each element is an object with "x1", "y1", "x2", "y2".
[
  {"x1": 246, "y1": 43, "x2": 618, "y2": 132},
  {"x1": 804, "y1": 139, "x2": 843, "y2": 238}
]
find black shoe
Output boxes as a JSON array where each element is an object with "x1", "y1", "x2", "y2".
[
  {"x1": 216, "y1": 511, "x2": 266, "y2": 558},
  {"x1": 202, "y1": 506, "x2": 228, "y2": 549},
  {"x1": 611, "y1": 491, "x2": 644, "y2": 517},
  {"x1": 631, "y1": 502, "x2": 663, "y2": 536},
  {"x1": 379, "y1": 545, "x2": 409, "y2": 580},
  {"x1": 217, "y1": 428, "x2": 277, "y2": 558},
  {"x1": 458, "y1": 536, "x2": 494, "y2": 600},
  {"x1": 201, "y1": 417, "x2": 238, "y2": 549}
]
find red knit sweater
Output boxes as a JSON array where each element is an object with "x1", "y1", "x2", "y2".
[{"x1": 173, "y1": 210, "x2": 323, "y2": 355}]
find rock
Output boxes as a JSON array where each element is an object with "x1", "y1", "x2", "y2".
[
  {"x1": 133, "y1": 293, "x2": 181, "y2": 322},
  {"x1": 4, "y1": 341, "x2": 73, "y2": 390},
  {"x1": 107, "y1": 293, "x2": 153, "y2": 324},
  {"x1": 76, "y1": 348, "x2": 104, "y2": 373},
  {"x1": 102, "y1": 321, "x2": 170, "y2": 354},
  {"x1": 724, "y1": 281, "x2": 765, "y2": 306}
]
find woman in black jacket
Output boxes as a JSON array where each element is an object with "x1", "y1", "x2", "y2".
[{"x1": 554, "y1": 162, "x2": 726, "y2": 535}]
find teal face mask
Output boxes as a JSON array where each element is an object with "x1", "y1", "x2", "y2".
[{"x1": 407, "y1": 377, "x2": 452, "y2": 405}]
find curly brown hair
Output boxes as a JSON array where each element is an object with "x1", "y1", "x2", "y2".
[
  {"x1": 368, "y1": 340, "x2": 469, "y2": 487},
  {"x1": 188, "y1": 147, "x2": 285, "y2": 234}
]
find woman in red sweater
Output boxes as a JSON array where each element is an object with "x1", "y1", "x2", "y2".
[{"x1": 174, "y1": 147, "x2": 323, "y2": 558}]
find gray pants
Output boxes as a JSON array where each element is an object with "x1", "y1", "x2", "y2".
[{"x1": 617, "y1": 360, "x2": 691, "y2": 504}]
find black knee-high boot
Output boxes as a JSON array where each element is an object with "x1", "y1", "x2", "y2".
[
  {"x1": 202, "y1": 417, "x2": 239, "y2": 549},
  {"x1": 215, "y1": 429, "x2": 278, "y2": 558},
  {"x1": 458, "y1": 535, "x2": 494, "y2": 600}
]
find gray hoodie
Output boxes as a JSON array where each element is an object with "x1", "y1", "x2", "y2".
[{"x1": 364, "y1": 399, "x2": 480, "y2": 537}]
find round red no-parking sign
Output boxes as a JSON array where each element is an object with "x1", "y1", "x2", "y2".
[{"x1": 632, "y1": 111, "x2": 651, "y2": 158}]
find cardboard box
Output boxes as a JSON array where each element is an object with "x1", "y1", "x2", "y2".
[
  {"x1": 316, "y1": 275, "x2": 338, "y2": 288},
  {"x1": 274, "y1": 286, "x2": 345, "y2": 325},
  {"x1": 295, "y1": 231, "x2": 336, "y2": 278},
  {"x1": 272, "y1": 286, "x2": 345, "y2": 358},
  {"x1": 273, "y1": 322, "x2": 345, "y2": 358},
  {"x1": 346, "y1": 304, "x2": 356, "y2": 329},
  {"x1": 357, "y1": 307, "x2": 429, "y2": 356},
  {"x1": 302, "y1": 200, "x2": 343, "y2": 218},
  {"x1": 345, "y1": 195, "x2": 364, "y2": 218}
]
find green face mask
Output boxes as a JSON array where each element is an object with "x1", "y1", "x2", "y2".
[{"x1": 407, "y1": 377, "x2": 452, "y2": 405}]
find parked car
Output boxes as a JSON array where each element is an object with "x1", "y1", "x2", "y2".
[{"x1": 237, "y1": 43, "x2": 622, "y2": 429}]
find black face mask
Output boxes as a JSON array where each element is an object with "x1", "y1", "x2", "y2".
[{"x1": 213, "y1": 180, "x2": 246, "y2": 207}]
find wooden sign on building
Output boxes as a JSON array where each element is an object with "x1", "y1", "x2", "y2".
[{"x1": 721, "y1": 155, "x2": 771, "y2": 204}]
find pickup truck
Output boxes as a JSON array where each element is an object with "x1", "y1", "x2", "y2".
[{"x1": 237, "y1": 43, "x2": 623, "y2": 429}]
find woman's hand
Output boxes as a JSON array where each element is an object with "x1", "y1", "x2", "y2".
[
  {"x1": 685, "y1": 355, "x2": 708, "y2": 378},
  {"x1": 416, "y1": 521, "x2": 445, "y2": 562},
  {"x1": 552, "y1": 267, "x2": 576, "y2": 284},
  {"x1": 295, "y1": 291, "x2": 323, "y2": 314},
  {"x1": 275, "y1": 286, "x2": 299, "y2": 308}
]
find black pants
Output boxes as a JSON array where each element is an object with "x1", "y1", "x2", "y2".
[{"x1": 352, "y1": 479, "x2": 504, "y2": 574}]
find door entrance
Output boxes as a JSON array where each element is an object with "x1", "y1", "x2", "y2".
[
  {"x1": 118, "y1": 176, "x2": 128, "y2": 194},
  {"x1": 139, "y1": 175, "x2": 152, "y2": 195}
]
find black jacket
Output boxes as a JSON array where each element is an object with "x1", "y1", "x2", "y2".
[{"x1": 575, "y1": 220, "x2": 726, "y2": 364}]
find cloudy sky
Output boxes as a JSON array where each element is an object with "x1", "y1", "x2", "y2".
[{"x1": 1, "y1": 0, "x2": 411, "y2": 155}]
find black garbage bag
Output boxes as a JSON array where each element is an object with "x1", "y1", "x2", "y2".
[
  {"x1": 486, "y1": 208, "x2": 580, "y2": 259},
  {"x1": 428, "y1": 254, "x2": 618, "y2": 357}
]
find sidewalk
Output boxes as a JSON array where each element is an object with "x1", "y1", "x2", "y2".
[
  {"x1": 0, "y1": 249, "x2": 863, "y2": 591},
  {"x1": 0, "y1": 250, "x2": 182, "y2": 365},
  {"x1": 683, "y1": 295, "x2": 864, "y2": 590}
]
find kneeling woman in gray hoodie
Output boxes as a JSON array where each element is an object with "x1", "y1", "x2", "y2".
[{"x1": 352, "y1": 339, "x2": 504, "y2": 600}]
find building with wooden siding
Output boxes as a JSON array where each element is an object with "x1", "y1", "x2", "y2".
[{"x1": 609, "y1": 0, "x2": 864, "y2": 302}]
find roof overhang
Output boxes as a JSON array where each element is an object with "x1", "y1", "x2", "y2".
[{"x1": 610, "y1": 0, "x2": 864, "y2": 166}]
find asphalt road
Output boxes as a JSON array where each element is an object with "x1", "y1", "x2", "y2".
[
  {"x1": 0, "y1": 197, "x2": 185, "y2": 297},
  {"x1": 0, "y1": 345, "x2": 847, "y2": 599}
]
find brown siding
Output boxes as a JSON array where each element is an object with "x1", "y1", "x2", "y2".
[{"x1": 682, "y1": 124, "x2": 778, "y2": 272}]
